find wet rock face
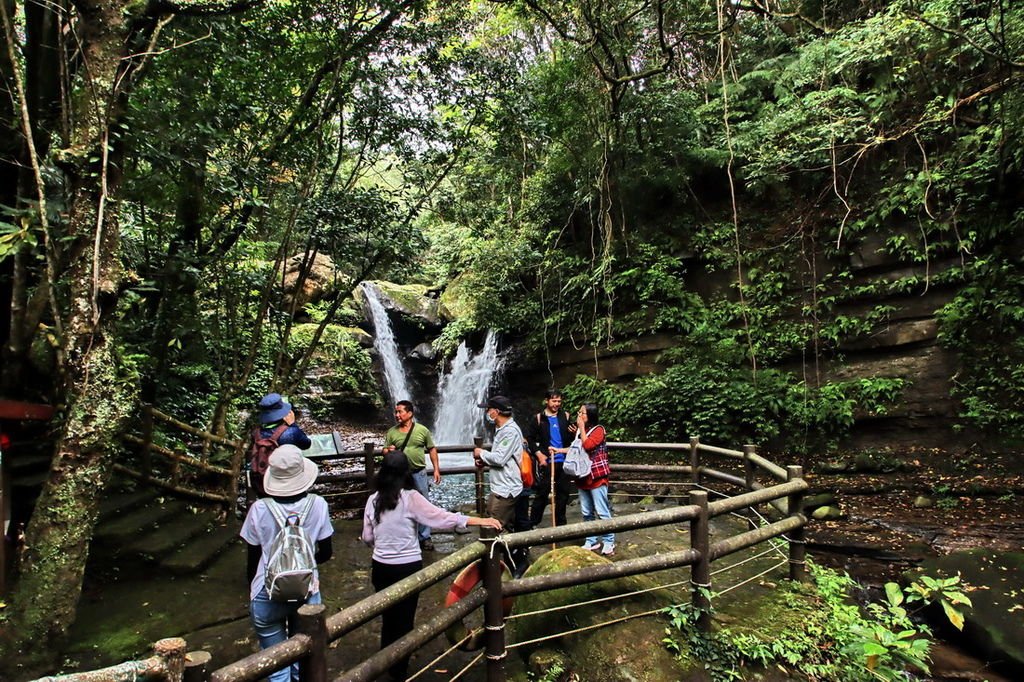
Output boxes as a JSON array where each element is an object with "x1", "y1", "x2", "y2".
[
  {"x1": 354, "y1": 280, "x2": 443, "y2": 331},
  {"x1": 917, "y1": 549, "x2": 1024, "y2": 677}
]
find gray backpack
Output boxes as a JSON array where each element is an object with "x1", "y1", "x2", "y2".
[
  {"x1": 264, "y1": 496, "x2": 317, "y2": 602},
  {"x1": 562, "y1": 433, "x2": 592, "y2": 479}
]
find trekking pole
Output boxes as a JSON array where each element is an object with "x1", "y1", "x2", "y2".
[{"x1": 550, "y1": 455, "x2": 556, "y2": 550}]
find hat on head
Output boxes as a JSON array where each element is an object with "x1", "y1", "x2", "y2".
[
  {"x1": 477, "y1": 395, "x2": 513, "y2": 414},
  {"x1": 259, "y1": 393, "x2": 292, "y2": 424},
  {"x1": 383, "y1": 450, "x2": 410, "y2": 472},
  {"x1": 263, "y1": 444, "x2": 318, "y2": 496}
]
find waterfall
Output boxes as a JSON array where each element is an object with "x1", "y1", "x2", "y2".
[
  {"x1": 361, "y1": 282, "x2": 413, "y2": 406},
  {"x1": 431, "y1": 330, "x2": 502, "y2": 508},
  {"x1": 433, "y1": 330, "x2": 502, "y2": 446}
]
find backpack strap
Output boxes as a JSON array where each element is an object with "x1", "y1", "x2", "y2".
[
  {"x1": 265, "y1": 498, "x2": 287, "y2": 529},
  {"x1": 265, "y1": 495, "x2": 315, "y2": 529},
  {"x1": 270, "y1": 422, "x2": 289, "y2": 444}
]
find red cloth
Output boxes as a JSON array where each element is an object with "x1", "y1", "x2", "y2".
[{"x1": 577, "y1": 425, "x2": 609, "y2": 490}]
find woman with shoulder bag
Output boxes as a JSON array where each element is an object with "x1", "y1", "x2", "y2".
[
  {"x1": 577, "y1": 403, "x2": 614, "y2": 552},
  {"x1": 560, "y1": 403, "x2": 614, "y2": 555}
]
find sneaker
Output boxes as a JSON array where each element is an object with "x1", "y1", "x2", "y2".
[
  {"x1": 420, "y1": 539, "x2": 435, "y2": 552},
  {"x1": 600, "y1": 542, "x2": 616, "y2": 556},
  {"x1": 581, "y1": 541, "x2": 601, "y2": 552}
]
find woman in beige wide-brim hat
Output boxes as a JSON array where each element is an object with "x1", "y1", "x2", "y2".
[{"x1": 240, "y1": 445, "x2": 334, "y2": 682}]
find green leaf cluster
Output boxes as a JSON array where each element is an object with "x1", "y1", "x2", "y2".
[{"x1": 661, "y1": 561, "x2": 970, "y2": 681}]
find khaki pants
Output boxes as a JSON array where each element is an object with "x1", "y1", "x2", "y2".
[{"x1": 487, "y1": 493, "x2": 517, "y2": 533}]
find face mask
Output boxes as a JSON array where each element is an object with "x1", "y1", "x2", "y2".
[{"x1": 485, "y1": 413, "x2": 496, "y2": 425}]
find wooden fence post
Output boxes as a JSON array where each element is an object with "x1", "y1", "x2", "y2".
[
  {"x1": 154, "y1": 637, "x2": 187, "y2": 682},
  {"x1": 688, "y1": 436, "x2": 700, "y2": 486},
  {"x1": 786, "y1": 465, "x2": 807, "y2": 582},
  {"x1": 688, "y1": 490, "x2": 711, "y2": 633},
  {"x1": 742, "y1": 444, "x2": 756, "y2": 491},
  {"x1": 481, "y1": 538, "x2": 507, "y2": 682},
  {"x1": 183, "y1": 650, "x2": 212, "y2": 682},
  {"x1": 170, "y1": 452, "x2": 183, "y2": 488},
  {"x1": 141, "y1": 404, "x2": 155, "y2": 481},
  {"x1": 474, "y1": 436, "x2": 486, "y2": 517},
  {"x1": 295, "y1": 604, "x2": 328, "y2": 682},
  {"x1": 363, "y1": 441, "x2": 376, "y2": 491}
]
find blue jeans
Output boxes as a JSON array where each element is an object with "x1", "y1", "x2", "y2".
[
  {"x1": 578, "y1": 484, "x2": 614, "y2": 546},
  {"x1": 412, "y1": 468, "x2": 431, "y2": 542},
  {"x1": 250, "y1": 588, "x2": 322, "y2": 682}
]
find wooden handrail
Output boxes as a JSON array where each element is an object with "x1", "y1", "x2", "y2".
[
  {"x1": 83, "y1": 436, "x2": 809, "y2": 682},
  {"x1": 146, "y1": 406, "x2": 241, "y2": 449},
  {"x1": 122, "y1": 435, "x2": 233, "y2": 476}
]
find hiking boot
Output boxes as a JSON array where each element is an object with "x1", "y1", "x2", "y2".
[
  {"x1": 581, "y1": 541, "x2": 601, "y2": 552},
  {"x1": 420, "y1": 539, "x2": 435, "y2": 552},
  {"x1": 600, "y1": 542, "x2": 616, "y2": 556}
]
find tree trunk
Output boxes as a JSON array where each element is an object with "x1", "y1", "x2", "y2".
[{"x1": 0, "y1": 0, "x2": 143, "y2": 669}]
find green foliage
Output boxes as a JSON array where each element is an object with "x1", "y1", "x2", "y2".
[
  {"x1": 660, "y1": 562, "x2": 968, "y2": 681},
  {"x1": 937, "y1": 252, "x2": 1024, "y2": 441},
  {"x1": 905, "y1": 573, "x2": 973, "y2": 632},
  {"x1": 561, "y1": 360, "x2": 904, "y2": 454},
  {"x1": 285, "y1": 324, "x2": 377, "y2": 409}
]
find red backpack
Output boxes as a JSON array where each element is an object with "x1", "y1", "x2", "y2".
[{"x1": 249, "y1": 423, "x2": 289, "y2": 496}]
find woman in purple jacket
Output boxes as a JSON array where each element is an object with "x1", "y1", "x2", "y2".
[{"x1": 362, "y1": 451, "x2": 501, "y2": 681}]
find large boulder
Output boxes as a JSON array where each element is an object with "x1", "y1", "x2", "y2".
[
  {"x1": 916, "y1": 549, "x2": 1024, "y2": 675},
  {"x1": 511, "y1": 547, "x2": 698, "y2": 681},
  {"x1": 438, "y1": 273, "x2": 478, "y2": 322},
  {"x1": 280, "y1": 253, "x2": 339, "y2": 312}
]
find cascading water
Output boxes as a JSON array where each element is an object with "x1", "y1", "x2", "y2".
[
  {"x1": 434, "y1": 330, "x2": 502, "y2": 445},
  {"x1": 361, "y1": 282, "x2": 413, "y2": 406},
  {"x1": 431, "y1": 330, "x2": 503, "y2": 506}
]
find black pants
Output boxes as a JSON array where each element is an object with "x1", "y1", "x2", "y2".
[
  {"x1": 529, "y1": 462, "x2": 572, "y2": 528},
  {"x1": 371, "y1": 559, "x2": 423, "y2": 681}
]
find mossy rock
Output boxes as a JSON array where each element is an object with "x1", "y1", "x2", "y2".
[
  {"x1": 811, "y1": 505, "x2": 844, "y2": 520},
  {"x1": 803, "y1": 492, "x2": 836, "y2": 510},
  {"x1": 438, "y1": 273, "x2": 478, "y2": 322},
  {"x1": 287, "y1": 324, "x2": 380, "y2": 415},
  {"x1": 510, "y1": 547, "x2": 691, "y2": 681},
  {"x1": 916, "y1": 549, "x2": 1024, "y2": 674},
  {"x1": 354, "y1": 280, "x2": 441, "y2": 327}
]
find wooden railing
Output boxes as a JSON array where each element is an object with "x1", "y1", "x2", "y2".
[
  {"x1": 61, "y1": 436, "x2": 807, "y2": 682},
  {"x1": 117, "y1": 406, "x2": 244, "y2": 504}
]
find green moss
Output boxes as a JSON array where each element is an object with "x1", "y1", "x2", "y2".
[
  {"x1": 379, "y1": 282, "x2": 429, "y2": 310},
  {"x1": 438, "y1": 273, "x2": 478, "y2": 321},
  {"x1": 512, "y1": 548, "x2": 687, "y2": 682},
  {"x1": 73, "y1": 617, "x2": 165, "y2": 663}
]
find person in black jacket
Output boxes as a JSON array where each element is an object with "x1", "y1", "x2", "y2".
[{"x1": 528, "y1": 390, "x2": 576, "y2": 529}]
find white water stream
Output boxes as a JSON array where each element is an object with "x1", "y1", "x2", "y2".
[
  {"x1": 361, "y1": 282, "x2": 413, "y2": 406},
  {"x1": 431, "y1": 330, "x2": 502, "y2": 506}
]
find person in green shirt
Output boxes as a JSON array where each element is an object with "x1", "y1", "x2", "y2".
[{"x1": 383, "y1": 400, "x2": 441, "y2": 550}]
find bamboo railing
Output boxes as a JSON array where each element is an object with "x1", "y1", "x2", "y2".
[{"x1": 65, "y1": 435, "x2": 807, "y2": 682}]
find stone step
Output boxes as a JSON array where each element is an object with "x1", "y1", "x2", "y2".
[
  {"x1": 95, "y1": 499, "x2": 190, "y2": 546},
  {"x1": 161, "y1": 523, "x2": 243, "y2": 575},
  {"x1": 98, "y1": 488, "x2": 160, "y2": 522},
  {"x1": 122, "y1": 510, "x2": 216, "y2": 559}
]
